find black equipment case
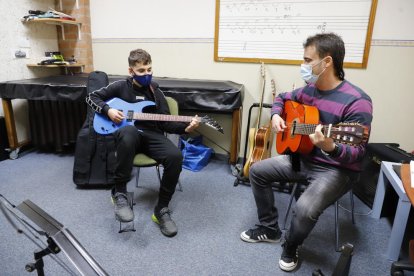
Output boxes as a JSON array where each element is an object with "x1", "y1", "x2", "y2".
[{"x1": 72, "y1": 71, "x2": 116, "y2": 187}]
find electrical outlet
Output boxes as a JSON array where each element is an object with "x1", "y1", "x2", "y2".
[{"x1": 12, "y1": 48, "x2": 30, "y2": 59}]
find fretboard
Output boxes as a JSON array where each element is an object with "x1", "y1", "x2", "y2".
[
  {"x1": 132, "y1": 113, "x2": 194, "y2": 123},
  {"x1": 292, "y1": 123, "x2": 330, "y2": 136}
]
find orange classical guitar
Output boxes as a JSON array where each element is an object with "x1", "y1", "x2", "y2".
[{"x1": 276, "y1": 100, "x2": 368, "y2": 154}]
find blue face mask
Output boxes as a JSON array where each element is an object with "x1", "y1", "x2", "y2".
[
  {"x1": 133, "y1": 74, "x2": 152, "y2": 87},
  {"x1": 300, "y1": 58, "x2": 326, "y2": 84}
]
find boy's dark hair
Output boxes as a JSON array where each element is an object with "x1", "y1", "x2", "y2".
[
  {"x1": 128, "y1": 49, "x2": 152, "y2": 67},
  {"x1": 304, "y1": 33, "x2": 345, "y2": 80}
]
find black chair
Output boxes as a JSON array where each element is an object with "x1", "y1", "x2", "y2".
[
  {"x1": 391, "y1": 240, "x2": 414, "y2": 275},
  {"x1": 313, "y1": 243, "x2": 354, "y2": 276},
  {"x1": 282, "y1": 176, "x2": 358, "y2": 252},
  {"x1": 133, "y1": 97, "x2": 183, "y2": 192}
]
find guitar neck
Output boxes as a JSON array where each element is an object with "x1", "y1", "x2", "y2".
[
  {"x1": 133, "y1": 113, "x2": 194, "y2": 123},
  {"x1": 293, "y1": 123, "x2": 330, "y2": 136}
]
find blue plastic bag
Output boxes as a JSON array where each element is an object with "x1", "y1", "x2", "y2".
[{"x1": 180, "y1": 136, "x2": 213, "y2": 172}]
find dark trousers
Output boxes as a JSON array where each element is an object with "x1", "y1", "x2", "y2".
[
  {"x1": 114, "y1": 125, "x2": 183, "y2": 207},
  {"x1": 249, "y1": 155, "x2": 355, "y2": 246}
]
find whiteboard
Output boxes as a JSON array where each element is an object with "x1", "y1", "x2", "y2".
[
  {"x1": 90, "y1": 0, "x2": 215, "y2": 39},
  {"x1": 214, "y1": 0, "x2": 378, "y2": 68}
]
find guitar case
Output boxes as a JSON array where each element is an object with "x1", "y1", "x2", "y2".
[{"x1": 72, "y1": 71, "x2": 116, "y2": 187}]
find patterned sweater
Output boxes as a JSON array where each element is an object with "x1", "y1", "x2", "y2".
[{"x1": 271, "y1": 80, "x2": 373, "y2": 171}]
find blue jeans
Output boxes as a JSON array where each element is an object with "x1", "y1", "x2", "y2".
[{"x1": 249, "y1": 155, "x2": 356, "y2": 246}]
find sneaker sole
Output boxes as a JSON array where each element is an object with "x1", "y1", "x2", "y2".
[
  {"x1": 151, "y1": 214, "x2": 160, "y2": 224},
  {"x1": 240, "y1": 231, "x2": 280, "y2": 243},
  {"x1": 279, "y1": 259, "x2": 297, "y2": 272}
]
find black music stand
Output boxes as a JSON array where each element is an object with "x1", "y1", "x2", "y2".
[{"x1": 0, "y1": 196, "x2": 108, "y2": 276}]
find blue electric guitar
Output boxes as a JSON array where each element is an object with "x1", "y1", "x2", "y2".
[{"x1": 93, "y1": 98, "x2": 223, "y2": 135}]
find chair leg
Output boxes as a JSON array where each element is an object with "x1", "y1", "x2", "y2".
[
  {"x1": 176, "y1": 179, "x2": 183, "y2": 192},
  {"x1": 155, "y1": 165, "x2": 162, "y2": 182},
  {"x1": 335, "y1": 190, "x2": 355, "y2": 252},
  {"x1": 135, "y1": 167, "x2": 141, "y2": 188},
  {"x1": 335, "y1": 200, "x2": 340, "y2": 252},
  {"x1": 155, "y1": 165, "x2": 183, "y2": 192},
  {"x1": 350, "y1": 190, "x2": 355, "y2": 224},
  {"x1": 282, "y1": 182, "x2": 298, "y2": 230}
]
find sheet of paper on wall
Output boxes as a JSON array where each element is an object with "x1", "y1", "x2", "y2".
[{"x1": 411, "y1": 160, "x2": 414, "y2": 188}]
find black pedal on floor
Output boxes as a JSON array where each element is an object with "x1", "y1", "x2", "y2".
[{"x1": 118, "y1": 192, "x2": 136, "y2": 233}]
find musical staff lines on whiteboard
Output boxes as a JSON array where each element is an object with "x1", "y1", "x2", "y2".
[
  {"x1": 216, "y1": 0, "x2": 374, "y2": 64},
  {"x1": 219, "y1": 40, "x2": 365, "y2": 61},
  {"x1": 220, "y1": 16, "x2": 369, "y2": 35}
]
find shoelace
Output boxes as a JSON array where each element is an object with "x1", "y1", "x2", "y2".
[
  {"x1": 159, "y1": 208, "x2": 172, "y2": 218},
  {"x1": 115, "y1": 194, "x2": 128, "y2": 206}
]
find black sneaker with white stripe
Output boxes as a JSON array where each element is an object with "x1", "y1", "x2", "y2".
[
  {"x1": 279, "y1": 241, "x2": 299, "y2": 272},
  {"x1": 240, "y1": 225, "x2": 282, "y2": 243}
]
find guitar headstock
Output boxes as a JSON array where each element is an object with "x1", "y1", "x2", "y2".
[
  {"x1": 271, "y1": 79, "x2": 276, "y2": 98},
  {"x1": 200, "y1": 115, "x2": 224, "y2": 134},
  {"x1": 328, "y1": 123, "x2": 369, "y2": 146},
  {"x1": 260, "y1": 62, "x2": 266, "y2": 79}
]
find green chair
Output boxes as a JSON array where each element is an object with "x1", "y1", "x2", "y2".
[{"x1": 133, "y1": 97, "x2": 183, "y2": 191}]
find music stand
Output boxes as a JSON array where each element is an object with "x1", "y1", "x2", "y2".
[{"x1": 1, "y1": 197, "x2": 108, "y2": 276}]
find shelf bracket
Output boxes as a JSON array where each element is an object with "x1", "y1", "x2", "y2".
[
  {"x1": 56, "y1": 23, "x2": 81, "y2": 41},
  {"x1": 59, "y1": 0, "x2": 78, "y2": 10},
  {"x1": 57, "y1": 24, "x2": 65, "y2": 40}
]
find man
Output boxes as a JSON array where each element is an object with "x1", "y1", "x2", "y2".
[
  {"x1": 240, "y1": 33, "x2": 373, "y2": 271},
  {"x1": 86, "y1": 49, "x2": 199, "y2": 237}
]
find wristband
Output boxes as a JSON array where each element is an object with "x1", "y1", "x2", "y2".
[{"x1": 321, "y1": 143, "x2": 340, "y2": 157}]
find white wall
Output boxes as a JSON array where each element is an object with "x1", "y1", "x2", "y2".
[
  {"x1": 94, "y1": 1, "x2": 414, "y2": 155},
  {"x1": 0, "y1": 0, "x2": 60, "y2": 143}
]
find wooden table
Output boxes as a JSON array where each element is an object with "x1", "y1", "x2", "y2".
[
  {"x1": 372, "y1": 162, "x2": 412, "y2": 261},
  {"x1": 401, "y1": 164, "x2": 414, "y2": 206}
]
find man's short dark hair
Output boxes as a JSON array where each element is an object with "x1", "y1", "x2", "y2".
[
  {"x1": 128, "y1": 49, "x2": 152, "y2": 67},
  {"x1": 304, "y1": 33, "x2": 345, "y2": 80}
]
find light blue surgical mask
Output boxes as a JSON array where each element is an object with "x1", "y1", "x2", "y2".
[{"x1": 300, "y1": 58, "x2": 326, "y2": 84}]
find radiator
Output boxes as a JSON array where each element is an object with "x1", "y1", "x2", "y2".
[{"x1": 28, "y1": 100, "x2": 87, "y2": 152}]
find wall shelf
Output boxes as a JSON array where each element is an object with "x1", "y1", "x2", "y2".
[
  {"x1": 27, "y1": 63, "x2": 85, "y2": 73},
  {"x1": 22, "y1": 18, "x2": 82, "y2": 40}
]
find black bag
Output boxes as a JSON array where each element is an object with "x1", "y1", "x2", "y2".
[{"x1": 73, "y1": 71, "x2": 116, "y2": 187}]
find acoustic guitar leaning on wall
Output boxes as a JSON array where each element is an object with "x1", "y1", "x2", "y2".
[{"x1": 243, "y1": 64, "x2": 273, "y2": 178}]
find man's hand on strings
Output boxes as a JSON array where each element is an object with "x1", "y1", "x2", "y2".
[
  {"x1": 309, "y1": 124, "x2": 335, "y2": 152},
  {"x1": 271, "y1": 114, "x2": 286, "y2": 133}
]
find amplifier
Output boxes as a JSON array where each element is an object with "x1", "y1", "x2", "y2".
[{"x1": 354, "y1": 143, "x2": 414, "y2": 215}]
